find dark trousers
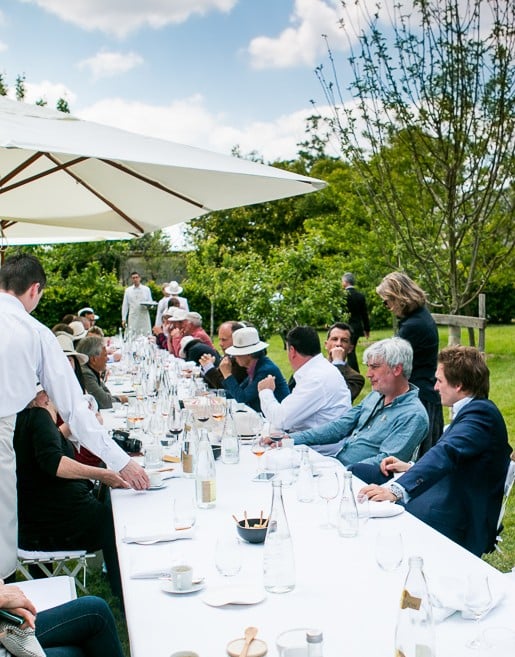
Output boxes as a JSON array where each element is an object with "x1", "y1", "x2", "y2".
[{"x1": 36, "y1": 596, "x2": 125, "y2": 657}]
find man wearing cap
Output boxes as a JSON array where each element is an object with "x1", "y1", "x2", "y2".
[
  {"x1": 258, "y1": 326, "x2": 352, "y2": 432},
  {"x1": 170, "y1": 310, "x2": 215, "y2": 356},
  {"x1": 221, "y1": 327, "x2": 290, "y2": 413},
  {"x1": 78, "y1": 307, "x2": 99, "y2": 327},
  {"x1": 121, "y1": 271, "x2": 153, "y2": 336},
  {"x1": 0, "y1": 254, "x2": 148, "y2": 583}
]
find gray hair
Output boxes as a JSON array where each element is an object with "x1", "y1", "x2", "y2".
[
  {"x1": 76, "y1": 335, "x2": 104, "y2": 358},
  {"x1": 363, "y1": 337, "x2": 413, "y2": 379},
  {"x1": 342, "y1": 272, "x2": 355, "y2": 285}
]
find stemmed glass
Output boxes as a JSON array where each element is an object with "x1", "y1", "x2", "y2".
[
  {"x1": 251, "y1": 436, "x2": 267, "y2": 473},
  {"x1": 317, "y1": 469, "x2": 340, "y2": 528},
  {"x1": 464, "y1": 574, "x2": 492, "y2": 649}
]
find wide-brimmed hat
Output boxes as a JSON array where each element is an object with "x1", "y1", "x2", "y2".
[
  {"x1": 56, "y1": 332, "x2": 89, "y2": 365},
  {"x1": 78, "y1": 306, "x2": 99, "y2": 320},
  {"x1": 225, "y1": 327, "x2": 268, "y2": 356},
  {"x1": 179, "y1": 335, "x2": 199, "y2": 358},
  {"x1": 165, "y1": 280, "x2": 183, "y2": 295},
  {"x1": 68, "y1": 320, "x2": 88, "y2": 341},
  {"x1": 163, "y1": 307, "x2": 188, "y2": 321}
]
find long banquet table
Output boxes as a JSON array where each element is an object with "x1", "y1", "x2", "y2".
[{"x1": 107, "y1": 427, "x2": 515, "y2": 657}]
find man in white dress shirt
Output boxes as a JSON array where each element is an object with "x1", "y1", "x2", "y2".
[
  {"x1": 257, "y1": 325, "x2": 352, "y2": 433},
  {"x1": 121, "y1": 271, "x2": 153, "y2": 336},
  {"x1": 0, "y1": 254, "x2": 149, "y2": 582}
]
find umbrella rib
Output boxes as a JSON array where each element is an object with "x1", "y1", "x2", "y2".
[
  {"x1": 102, "y1": 159, "x2": 209, "y2": 210},
  {"x1": 0, "y1": 154, "x2": 88, "y2": 191},
  {"x1": 43, "y1": 153, "x2": 145, "y2": 234}
]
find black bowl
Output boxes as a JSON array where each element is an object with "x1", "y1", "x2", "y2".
[
  {"x1": 211, "y1": 444, "x2": 221, "y2": 460},
  {"x1": 236, "y1": 518, "x2": 267, "y2": 544}
]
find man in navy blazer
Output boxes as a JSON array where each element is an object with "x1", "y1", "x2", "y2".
[{"x1": 355, "y1": 346, "x2": 511, "y2": 556}]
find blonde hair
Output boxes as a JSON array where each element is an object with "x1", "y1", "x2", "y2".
[{"x1": 376, "y1": 272, "x2": 426, "y2": 317}]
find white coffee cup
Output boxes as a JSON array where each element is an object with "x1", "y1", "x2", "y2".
[
  {"x1": 171, "y1": 564, "x2": 193, "y2": 591},
  {"x1": 148, "y1": 471, "x2": 163, "y2": 488}
]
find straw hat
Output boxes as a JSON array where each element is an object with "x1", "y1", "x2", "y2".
[
  {"x1": 68, "y1": 320, "x2": 88, "y2": 341},
  {"x1": 165, "y1": 281, "x2": 183, "y2": 295},
  {"x1": 225, "y1": 327, "x2": 268, "y2": 356},
  {"x1": 56, "y1": 332, "x2": 89, "y2": 365}
]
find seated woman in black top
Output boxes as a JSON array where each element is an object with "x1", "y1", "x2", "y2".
[{"x1": 13, "y1": 389, "x2": 127, "y2": 599}]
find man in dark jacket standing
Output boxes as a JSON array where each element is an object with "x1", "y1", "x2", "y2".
[{"x1": 341, "y1": 273, "x2": 370, "y2": 372}]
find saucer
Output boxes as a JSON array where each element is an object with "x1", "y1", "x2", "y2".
[{"x1": 161, "y1": 580, "x2": 205, "y2": 595}]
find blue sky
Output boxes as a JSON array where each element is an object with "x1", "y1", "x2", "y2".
[{"x1": 0, "y1": 0, "x2": 367, "y2": 163}]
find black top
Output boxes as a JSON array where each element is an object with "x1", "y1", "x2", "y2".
[
  {"x1": 14, "y1": 407, "x2": 101, "y2": 547},
  {"x1": 183, "y1": 339, "x2": 221, "y2": 367},
  {"x1": 397, "y1": 305, "x2": 440, "y2": 404},
  {"x1": 345, "y1": 287, "x2": 370, "y2": 338}
]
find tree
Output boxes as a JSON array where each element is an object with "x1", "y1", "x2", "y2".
[{"x1": 316, "y1": 0, "x2": 515, "y2": 330}]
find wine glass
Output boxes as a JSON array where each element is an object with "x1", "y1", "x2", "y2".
[
  {"x1": 317, "y1": 469, "x2": 340, "y2": 529},
  {"x1": 464, "y1": 574, "x2": 492, "y2": 649},
  {"x1": 375, "y1": 531, "x2": 404, "y2": 571},
  {"x1": 251, "y1": 436, "x2": 267, "y2": 473}
]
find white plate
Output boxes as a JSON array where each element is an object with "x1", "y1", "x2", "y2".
[
  {"x1": 368, "y1": 501, "x2": 405, "y2": 518},
  {"x1": 161, "y1": 580, "x2": 205, "y2": 595},
  {"x1": 201, "y1": 587, "x2": 265, "y2": 607}
]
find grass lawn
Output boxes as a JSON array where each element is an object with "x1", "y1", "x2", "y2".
[{"x1": 86, "y1": 324, "x2": 514, "y2": 654}]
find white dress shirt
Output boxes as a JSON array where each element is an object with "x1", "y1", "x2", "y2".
[
  {"x1": 258, "y1": 353, "x2": 352, "y2": 432},
  {"x1": 121, "y1": 284, "x2": 153, "y2": 335},
  {"x1": 0, "y1": 293, "x2": 129, "y2": 472}
]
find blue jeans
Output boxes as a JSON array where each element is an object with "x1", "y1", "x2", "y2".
[{"x1": 36, "y1": 596, "x2": 125, "y2": 657}]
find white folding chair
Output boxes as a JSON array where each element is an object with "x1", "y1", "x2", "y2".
[
  {"x1": 17, "y1": 549, "x2": 97, "y2": 594},
  {"x1": 494, "y1": 452, "x2": 515, "y2": 553}
]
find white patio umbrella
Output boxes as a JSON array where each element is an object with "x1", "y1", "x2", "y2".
[{"x1": 0, "y1": 97, "x2": 326, "y2": 242}]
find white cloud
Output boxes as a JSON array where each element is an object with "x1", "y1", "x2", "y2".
[
  {"x1": 22, "y1": 80, "x2": 77, "y2": 107},
  {"x1": 78, "y1": 51, "x2": 143, "y2": 80},
  {"x1": 76, "y1": 95, "x2": 323, "y2": 162},
  {"x1": 20, "y1": 0, "x2": 238, "y2": 38},
  {"x1": 247, "y1": 0, "x2": 392, "y2": 69}
]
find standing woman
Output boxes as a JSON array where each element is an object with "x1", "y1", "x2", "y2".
[{"x1": 376, "y1": 272, "x2": 443, "y2": 457}]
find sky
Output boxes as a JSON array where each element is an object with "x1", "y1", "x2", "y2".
[{"x1": 0, "y1": 0, "x2": 370, "y2": 164}]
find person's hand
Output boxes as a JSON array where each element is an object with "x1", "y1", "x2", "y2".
[
  {"x1": 219, "y1": 356, "x2": 233, "y2": 378},
  {"x1": 329, "y1": 346, "x2": 346, "y2": 362},
  {"x1": 359, "y1": 484, "x2": 397, "y2": 502},
  {"x1": 257, "y1": 375, "x2": 276, "y2": 392},
  {"x1": 119, "y1": 459, "x2": 150, "y2": 490},
  {"x1": 117, "y1": 394, "x2": 129, "y2": 404},
  {"x1": 0, "y1": 585, "x2": 37, "y2": 629},
  {"x1": 152, "y1": 326, "x2": 163, "y2": 336},
  {"x1": 199, "y1": 354, "x2": 215, "y2": 368},
  {"x1": 121, "y1": 320, "x2": 126, "y2": 329},
  {"x1": 170, "y1": 327, "x2": 182, "y2": 338},
  {"x1": 379, "y1": 456, "x2": 410, "y2": 477},
  {"x1": 99, "y1": 469, "x2": 131, "y2": 489}
]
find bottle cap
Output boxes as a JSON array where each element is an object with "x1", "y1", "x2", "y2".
[{"x1": 306, "y1": 630, "x2": 323, "y2": 643}]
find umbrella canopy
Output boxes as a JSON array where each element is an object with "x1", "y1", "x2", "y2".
[{"x1": 0, "y1": 97, "x2": 326, "y2": 240}]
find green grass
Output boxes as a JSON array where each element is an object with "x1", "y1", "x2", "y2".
[{"x1": 86, "y1": 325, "x2": 514, "y2": 655}]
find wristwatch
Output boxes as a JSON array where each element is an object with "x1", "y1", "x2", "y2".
[{"x1": 388, "y1": 482, "x2": 404, "y2": 503}]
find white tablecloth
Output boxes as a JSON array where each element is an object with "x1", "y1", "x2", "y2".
[{"x1": 110, "y1": 443, "x2": 515, "y2": 657}]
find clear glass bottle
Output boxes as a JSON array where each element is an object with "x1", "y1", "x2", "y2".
[
  {"x1": 337, "y1": 470, "x2": 359, "y2": 537},
  {"x1": 306, "y1": 630, "x2": 324, "y2": 657},
  {"x1": 263, "y1": 479, "x2": 295, "y2": 593},
  {"x1": 296, "y1": 445, "x2": 314, "y2": 502},
  {"x1": 394, "y1": 556, "x2": 435, "y2": 657},
  {"x1": 221, "y1": 410, "x2": 240, "y2": 464},
  {"x1": 181, "y1": 410, "x2": 198, "y2": 478},
  {"x1": 195, "y1": 429, "x2": 216, "y2": 509}
]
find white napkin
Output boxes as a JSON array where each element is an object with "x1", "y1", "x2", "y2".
[
  {"x1": 368, "y1": 500, "x2": 405, "y2": 518},
  {"x1": 122, "y1": 527, "x2": 194, "y2": 544},
  {"x1": 429, "y1": 575, "x2": 506, "y2": 623}
]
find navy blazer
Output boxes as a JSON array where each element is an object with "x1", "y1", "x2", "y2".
[
  {"x1": 398, "y1": 399, "x2": 511, "y2": 556},
  {"x1": 222, "y1": 354, "x2": 290, "y2": 413}
]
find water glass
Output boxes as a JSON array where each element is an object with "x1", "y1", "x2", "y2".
[
  {"x1": 214, "y1": 536, "x2": 242, "y2": 577},
  {"x1": 173, "y1": 497, "x2": 196, "y2": 530},
  {"x1": 375, "y1": 530, "x2": 403, "y2": 571},
  {"x1": 464, "y1": 574, "x2": 492, "y2": 649}
]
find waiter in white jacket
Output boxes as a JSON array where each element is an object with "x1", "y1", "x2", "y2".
[{"x1": 0, "y1": 254, "x2": 149, "y2": 582}]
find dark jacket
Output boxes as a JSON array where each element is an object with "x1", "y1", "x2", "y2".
[{"x1": 182, "y1": 338, "x2": 221, "y2": 367}]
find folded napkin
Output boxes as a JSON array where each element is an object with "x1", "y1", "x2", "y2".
[
  {"x1": 122, "y1": 527, "x2": 194, "y2": 544},
  {"x1": 429, "y1": 575, "x2": 506, "y2": 623},
  {"x1": 130, "y1": 567, "x2": 172, "y2": 579},
  {"x1": 368, "y1": 500, "x2": 405, "y2": 518}
]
